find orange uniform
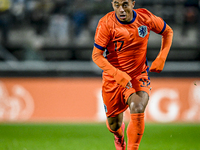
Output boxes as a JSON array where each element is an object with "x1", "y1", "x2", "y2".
[{"x1": 92, "y1": 8, "x2": 173, "y2": 117}]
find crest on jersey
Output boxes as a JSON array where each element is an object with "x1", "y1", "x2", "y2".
[{"x1": 138, "y1": 26, "x2": 147, "y2": 38}]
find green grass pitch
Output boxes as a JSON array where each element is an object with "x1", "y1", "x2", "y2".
[{"x1": 0, "y1": 123, "x2": 200, "y2": 150}]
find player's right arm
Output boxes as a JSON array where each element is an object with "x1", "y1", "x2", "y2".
[
  {"x1": 92, "y1": 47, "x2": 131, "y2": 88},
  {"x1": 92, "y1": 17, "x2": 131, "y2": 88}
]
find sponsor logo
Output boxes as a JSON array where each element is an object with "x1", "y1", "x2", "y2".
[{"x1": 0, "y1": 82, "x2": 34, "y2": 121}]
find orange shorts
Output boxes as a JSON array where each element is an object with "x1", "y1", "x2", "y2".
[{"x1": 102, "y1": 72, "x2": 151, "y2": 117}]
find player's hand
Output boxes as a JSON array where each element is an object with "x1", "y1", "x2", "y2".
[
  {"x1": 113, "y1": 69, "x2": 131, "y2": 88},
  {"x1": 150, "y1": 58, "x2": 165, "y2": 73}
]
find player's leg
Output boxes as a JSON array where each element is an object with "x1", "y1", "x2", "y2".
[
  {"x1": 106, "y1": 113, "x2": 126, "y2": 150},
  {"x1": 124, "y1": 71, "x2": 150, "y2": 150},
  {"x1": 127, "y1": 91, "x2": 149, "y2": 114},
  {"x1": 102, "y1": 80, "x2": 129, "y2": 150},
  {"x1": 126, "y1": 91, "x2": 149, "y2": 150},
  {"x1": 107, "y1": 113, "x2": 123, "y2": 136}
]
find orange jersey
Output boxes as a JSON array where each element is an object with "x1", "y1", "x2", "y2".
[{"x1": 94, "y1": 8, "x2": 166, "y2": 81}]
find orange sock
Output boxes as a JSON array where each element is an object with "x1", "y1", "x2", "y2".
[
  {"x1": 127, "y1": 113, "x2": 145, "y2": 150},
  {"x1": 106, "y1": 119, "x2": 123, "y2": 137}
]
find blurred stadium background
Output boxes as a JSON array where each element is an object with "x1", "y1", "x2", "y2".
[
  {"x1": 0, "y1": 0, "x2": 199, "y2": 77},
  {"x1": 0, "y1": 0, "x2": 200, "y2": 150}
]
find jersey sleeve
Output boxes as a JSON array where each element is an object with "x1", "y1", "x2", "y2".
[
  {"x1": 148, "y1": 11, "x2": 166, "y2": 34},
  {"x1": 94, "y1": 18, "x2": 110, "y2": 51}
]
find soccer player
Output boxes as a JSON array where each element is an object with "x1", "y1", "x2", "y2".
[{"x1": 92, "y1": 0, "x2": 173, "y2": 150}]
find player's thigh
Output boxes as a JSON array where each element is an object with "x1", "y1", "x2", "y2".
[
  {"x1": 127, "y1": 73, "x2": 150, "y2": 113},
  {"x1": 128, "y1": 91, "x2": 149, "y2": 106},
  {"x1": 124, "y1": 72, "x2": 150, "y2": 104},
  {"x1": 102, "y1": 80, "x2": 128, "y2": 118},
  {"x1": 127, "y1": 91, "x2": 149, "y2": 113}
]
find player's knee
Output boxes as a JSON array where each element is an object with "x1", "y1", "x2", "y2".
[
  {"x1": 129, "y1": 102, "x2": 145, "y2": 113},
  {"x1": 109, "y1": 121, "x2": 122, "y2": 131},
  {"x1": 128, "y1": 91, "x2": 149, "y2": 114}
]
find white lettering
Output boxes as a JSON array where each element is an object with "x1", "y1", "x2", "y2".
[
  {"x1": 183, "y1": 81, "x2": 200, "y2": 121},
  {"x1": 148, "y1": 88, "x2": 180, "y2": 123}
]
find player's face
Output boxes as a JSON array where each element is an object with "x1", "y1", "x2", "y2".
[{"x1": 112, "y1": 0, "x2": 135, "y2": 22}]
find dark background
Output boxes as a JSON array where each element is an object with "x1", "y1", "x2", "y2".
[{"x1": 0, "y1": 0, "x2": 199, "y2": 77}]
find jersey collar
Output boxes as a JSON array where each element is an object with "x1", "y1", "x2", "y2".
[{"x1": 115, "y1": 10, "x2": 137, "y2": 24}]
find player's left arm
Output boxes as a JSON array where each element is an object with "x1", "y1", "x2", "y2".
[{"x1": 150, "y1": 24, "x2": 173, "y2": 73}]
